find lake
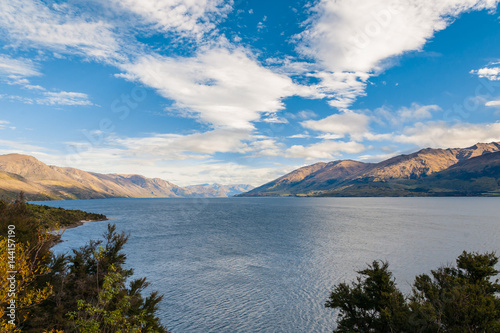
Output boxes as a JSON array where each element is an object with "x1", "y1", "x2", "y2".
[{"x1": 38, "y1": 197, "x2": 500, "y2": 333}]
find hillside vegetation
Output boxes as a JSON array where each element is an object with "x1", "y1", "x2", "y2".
[{"x1": 0, "y1": 195, "x2": 167, "y2": 332}]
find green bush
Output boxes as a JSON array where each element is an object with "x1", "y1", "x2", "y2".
[
  {"x1": 0, "y1": 195, "x2": 168, "y2": 332},
  {"x1": 326, "y1": 252, "x2": 500, "y2": 332}
]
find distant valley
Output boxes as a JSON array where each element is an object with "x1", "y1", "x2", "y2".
[
  {"x1": 239, "y1": 142, "x2": 500, "y2": 197},
  {"x1": 0, "y1": 154, "x2": 253, "y2": 200}
]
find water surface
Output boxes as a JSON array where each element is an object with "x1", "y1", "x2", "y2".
[{"x1": 41, "y1": 197, "x2": 500, "y2": 333}]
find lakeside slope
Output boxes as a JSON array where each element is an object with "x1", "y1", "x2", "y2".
[
  {"x1": 0, "y1": 154, "x2": 253, "y2": 200},
  {"x1": 240, "y1": 142, "x2": 500, "y2": 197}
]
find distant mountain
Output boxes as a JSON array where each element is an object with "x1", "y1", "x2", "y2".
[
  {"x1": 240, "y1": 142, "x2": 500, "y2": 197},
  {"x1": 186, "y1": 183, "x2": 255, "y2": 197},
  {"x1": 0, "y1": 154, "x2": 251, "y2": 200}
]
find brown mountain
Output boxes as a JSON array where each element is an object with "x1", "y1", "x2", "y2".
[
  {"x1": 0, "y1": 154, "x2": 249, "y2": 200},
  {"x1": 241, "y1": 142, "x2": 500, "y2": 197}
]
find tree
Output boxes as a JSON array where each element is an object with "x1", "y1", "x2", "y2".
[
  {"x1": 30, "y1": 225, "x2": 168, "y2": 333},
  {"x1": 0, "y1": 196, "x2": 56, "y2": 332},
  {"x1": 325, "y1": 261, "x2": 410, "y2": 332},
  {"x1": 410, "y1": 251, "x2": 500, "y2": 332},
  {"x1": 326, "y1": 252, "x2": 500, "y2": 333},
  {"x1": 1, "y1": 195, "x2": 168, "y2": 332}
]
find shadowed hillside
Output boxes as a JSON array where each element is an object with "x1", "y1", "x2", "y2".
[
  {"x1": 240, "y1": 142, "x2": 500, "y2": 197},
  {"x1": 0, "y1": 154, "x2": 252, "y2": 200}
]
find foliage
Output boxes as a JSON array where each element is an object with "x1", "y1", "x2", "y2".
[
  {"x1": 0, "y1": 237, "x2": 53, "y2": 332},
  {"x1": 0, "y1": 195, "x2": 58, "y2": 331},
  {"x1": 26, "y1": 203, "x2": 106, "y2": 229},
  {"x1": 0, "y1": 192, "x2": 106, "y2": 233},
  {"x1": 326, "y1": 252, "x2": 500, "y2": 332},
  {"x1": 0, "y1": 194, "x2": 168, "y2": 332},
  {"x1": 325, "y1": 261, "x2": 410, "y2": 332}
]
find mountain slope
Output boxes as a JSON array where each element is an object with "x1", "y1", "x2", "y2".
[
  {"x1": 241, "y1": 142, "x2": 500, "y2": 197},
  {"x1": 247, "y1": 160, "x2": 372, "y2": 196},
  {"x1": 0, "y1": 154, "x2": 248, "y2": 200}
]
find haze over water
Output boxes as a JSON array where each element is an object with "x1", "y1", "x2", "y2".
[{"x1": 46, "y1": 197, "x2": 500, "y2": 333}]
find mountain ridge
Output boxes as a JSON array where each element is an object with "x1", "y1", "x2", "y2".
[
  {"x1": 240, "y1": 142, "x2": 500, "y2": 197},
  {"x1": 0, "y1": 154, "x2": 253, "y2": 200}
]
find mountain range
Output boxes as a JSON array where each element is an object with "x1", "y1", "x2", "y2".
[
  {"x1": 0, "y1": 154, "x2": 253, "y2": 200},
  {"x1": 2, "y1": 142, "x2": 500, "y2": 200},
  {"x1": 239, "y1": 142, "x2": 500, "y2": 197}
]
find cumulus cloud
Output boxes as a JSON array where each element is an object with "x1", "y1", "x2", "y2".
[
  {"x1": 299, "y1": 0, "x2": 499, "y2": 73},
  {"x1": 285, "y1": 140, "x2": 365, "y2": 160},
  {"x1": 485, "y1": 100, "x2": 500, "y2": 107},
  {"x1": 301, "y1": 111, "x2": 371, "y2": 139},
  {"x1": 471, "y1": 66, "x2": 500, "y2": 80},
  {"x1": 394, "y1": 121, "x2": 500, "y2": 148},
  {"x1": 119, "y1": 48, "x2": 298, "y2": 129},
  {"x1": 306, "y1": 71, "x2": 370, "y2": 108},
  {"x1": 294, "y1": 0, "x2": 499, "y2": 108}
]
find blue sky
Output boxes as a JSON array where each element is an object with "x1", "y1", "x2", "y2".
[{"x1": 1, "y1": 0, "x2": 500, "y2": 186}]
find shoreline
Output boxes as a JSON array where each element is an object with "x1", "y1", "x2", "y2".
[
  {"x1": 60, "y1": 218, "x2": 110, "y2": 231},
  {"x1": 53, "y1": 218, "x2": 110, "y2": 245}
]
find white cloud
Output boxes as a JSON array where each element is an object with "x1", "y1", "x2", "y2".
[
  {"x1": 394, "y1": 121, "x2": 500, "y2": 148},
  {"x1": 288, "y1": 133, "x2": 310, "y2": 139},
  {"x1": 112, "y1": 128, "x2": 252, "y2": 160},
  {"x1": 0, "y1": 94, "x2": 34, "y2": 104},
  {"x1": 358, "y1": 151, "x2": 401, "y2": 162},
  {"x1": 485, "y1": 100, "x2": 500, "y2": 106},
  {"x1": 36, "y1": 91, "x2": 93, "y2": 106},
  {"x1": 301, "y1": 111, "x2": 371, "y2": 139},
  {"x1": 373, "y1": 103, "x2": 441, "y2": 125},
  {"x1": 119, "y1": 48, "x2": 298, "y2": 129},
  {"x1": 109, "y1": 0, "x2": 232, "y2": 38},
  {"x1": 297, "y1": 110, "x2": 318, "y2": 119},
  {"x1": 155, "y1": 162, "x2": 294, "y2": 187},
  {"x1": 398, "y1": 103, "x2": 441, "y2": 121},
  {"x1": 285, "y1": 140, "x2": 365, "y2": 160},
  {"x1": 0, "y1": 1, "x2": 120, "y2": 60},
  {"x1": 306, "y1": 71, "x2": 370, "y2": 108},
  {"x1": 299, "y1": 0, "x2": 499, "y2": 73},
  {"x1": 294, "y1": 0, "x2": 499, "y2": 108},
  {"x1": 471, "y1": 66, "x2": 500, "y2": 80},
  {"x1": 248, "y1": 138, "x2": 285, "y2": 157},
  {"x1": 57, "y1": 134, "x2": 295, "y2": 186},
  {"x1": 0, "y1": 139, "x2": 48, "y2": 154},
  {"x1": 63, "y1": 149, "x2": 293, "y2": 186},
  {"x1": 0, "y1": 90, "x2": 92, "y2": 106},
  {"x1": 316, "y1": 133, "x2": 345, "y2": 140},
  {"x1": 0, "y1": 55, "x2": 41, "y2": 77},
  {"x1": 260, "y1": 113, "x2": 289, "y2": 124},
  {"x1": 0, "y1": 121, "x2": 10, "y2": 130}
]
